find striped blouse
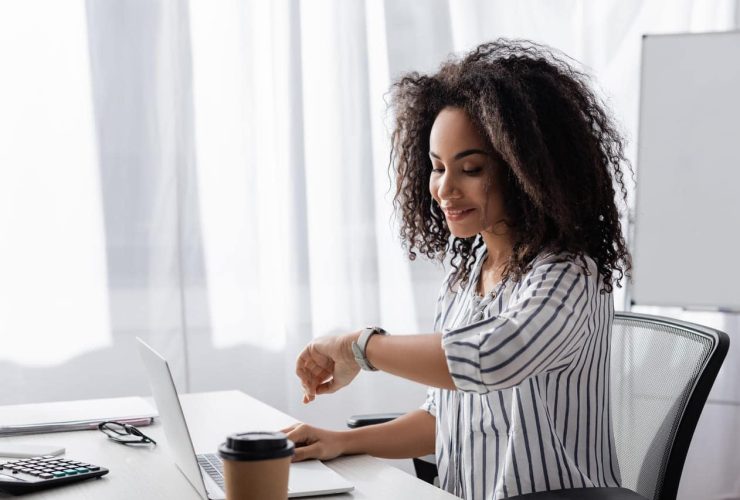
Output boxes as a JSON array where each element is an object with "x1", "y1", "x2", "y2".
[{"x1": 421, "y1": 249, "x2": 621, "y2": 499}]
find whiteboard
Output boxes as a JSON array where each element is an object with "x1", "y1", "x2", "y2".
[{"x1": 633, "y1": 31, "x2": 740, "y2": 311}]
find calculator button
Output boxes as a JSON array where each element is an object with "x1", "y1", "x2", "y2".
[
  {"x1": 52, "y1": 471, "x2": 66, "y2": 477},
  {"x1": 86, "y1": 466, "x2": 100, "y2": 471},
  {"x1": 40, "y1": 473, "x2": 53, "y2": 479},
  {"x1": 75, "y1": 467, "x2": 89, "y2": 473},
  {"x1": 63, "y1": 469, "x2": 78, "y2": 475}
]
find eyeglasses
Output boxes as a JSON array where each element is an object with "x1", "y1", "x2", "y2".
[{"x1": 98, "y1": 421, "x2": 157, "y2": 446}]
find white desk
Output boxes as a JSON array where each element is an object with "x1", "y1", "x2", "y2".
[{"x1": 0, "y1": 391, "x2": 456, "y2": 499}]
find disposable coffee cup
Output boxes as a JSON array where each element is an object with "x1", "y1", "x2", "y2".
[{"x1": 218, "y1": 431, "x2": 295, "y2": 500}]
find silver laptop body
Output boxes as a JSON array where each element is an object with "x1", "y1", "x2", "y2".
[{"x1": 137, "y1": 338, "x2": 354, "y2": 499}]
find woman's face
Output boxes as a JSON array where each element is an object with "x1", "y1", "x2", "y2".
[{"x1": 428, "y1": 106, "x2": 508, "y2": 239}]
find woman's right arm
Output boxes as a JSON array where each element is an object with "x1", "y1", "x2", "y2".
[{"x1": 283, "y1": 409, "x2": 435, "y2": 462}]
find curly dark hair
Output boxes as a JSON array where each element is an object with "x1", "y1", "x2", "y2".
[{"x1": 390, "y1": 39, "x2": 632, "y2": 293}]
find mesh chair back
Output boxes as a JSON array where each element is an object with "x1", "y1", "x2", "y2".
[{"x1": 610, "y1": 312, "x2": 729, "y2": 500}]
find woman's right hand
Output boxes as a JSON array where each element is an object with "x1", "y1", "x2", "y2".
[{"x1": 280, "y1": 422, "x2": 348, "y2": 462}]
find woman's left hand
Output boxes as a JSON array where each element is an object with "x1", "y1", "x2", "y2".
[{"x1": 296, "y1": 332, "x2": 361, "y2": 403}]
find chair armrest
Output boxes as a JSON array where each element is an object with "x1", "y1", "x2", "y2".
[
  {"x1": 346, "y1": 413, "x2": 404, "y2": 428},
  {"x1": 511, "y1": 487, "x2": 648, "y2": 500}
]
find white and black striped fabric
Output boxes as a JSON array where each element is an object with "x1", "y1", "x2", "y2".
[{"x1": 422, "y1": 249, "x2": 621, "y2": 499}]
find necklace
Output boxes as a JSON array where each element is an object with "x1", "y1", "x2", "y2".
[
  {"x1": 477, "y1": 260, "x2": 504, "y2": 299},
  {"x1": 475, "y1": 277, "x2": 499, "y2": 300}
]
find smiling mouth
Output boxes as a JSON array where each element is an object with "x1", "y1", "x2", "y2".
[{"x1": 444, "y1": 208, "x2": 475, "y2": 220}]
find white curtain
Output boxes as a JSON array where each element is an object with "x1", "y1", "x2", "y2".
[
  {"x1": 1, "y1": 1, "x2": 739, "y2": 495},
  {"x1": 0, "y1": 2, "x2": 110, "y2": 365}
]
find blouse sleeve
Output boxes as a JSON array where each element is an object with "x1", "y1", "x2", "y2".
[
  {"x1": 442, "y1": 255, "x2": 597, "y2": 393},
  {"x1": 420, "y1": 387, "x2": 438, "y2": 417}
]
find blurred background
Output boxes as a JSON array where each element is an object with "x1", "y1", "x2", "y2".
[{"x1": 1, "y1": 1, "x2": 739, "y2": 498}]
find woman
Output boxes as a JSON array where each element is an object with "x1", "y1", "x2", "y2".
[{"x1": 285, "y1": 39, "x2": 631, "y2": 499}]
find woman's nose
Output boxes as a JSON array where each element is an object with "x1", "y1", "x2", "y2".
[{"x1": 437, "y1": 172, "x2": 460, "y2": 199}]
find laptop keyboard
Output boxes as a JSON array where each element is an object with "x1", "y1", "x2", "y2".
[{"x1": 197, "y1": 453, "x2": 224, "y2": 489}]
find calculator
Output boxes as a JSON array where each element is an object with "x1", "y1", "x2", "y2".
[{"x1": 0, "y1": 455, "x2": 109, "y2": 494}]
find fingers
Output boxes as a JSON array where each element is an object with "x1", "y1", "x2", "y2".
[
  {"x1": 282, "y1": 423, "x2": 341, "y2": 462},
  {"x1": 308, "y1": 360, "x2": 332, "y2": 379},
  {"x1": 284, "y1": 423, "x2": 309, "y2": 444},
  {"x1": 315, "y1": 379, "x2": 338, "y2": 395},
  {"x1": 299, "y1": 368, "x2": 328, "y2": 402},
  {"x1": 297, "y1": 341, "x2": 335, "y2": 377},
  {"x1": 296, "y1": 345, "x2": 334, "y2": 403},
  {"x1": 292, "y1": 442, "x2": 321, "y2": 462},
  {"x1": 283, "y1": 424, "x2": 319, "y2": 462},
  {"x1": 295, "y1": 336, "x2": 355, "y2": 404},
  {"x1": 304, "y1": 360, "x2": 332, "y2": 388},
  {"x1": 303, "y1": 355, "x2": 333, "y2": 380},
  {"x1": 304, "y1": 343, "x2": 334, "y2": 371},
  {"x1": 279, "y1": 422, "x2": 300, "y2": 435}
]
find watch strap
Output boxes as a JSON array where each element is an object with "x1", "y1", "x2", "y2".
[{"x1": 352, "y1": 327, "x2": 387, "y2": 371}]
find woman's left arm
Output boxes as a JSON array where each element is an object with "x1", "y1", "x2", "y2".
[
  {"x1": 366, "y1": 333, "x2": 455, "y2": 389},
  {"x1": 297, "y1": 257, "x2": 596, "y2": 401},
  {"x1": 296, "y1": 332, "x2": 455, "y2": 403}
]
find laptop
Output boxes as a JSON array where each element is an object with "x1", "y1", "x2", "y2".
[{"x1": 137, "y1": 338, "x2": 354, "y2": 499}]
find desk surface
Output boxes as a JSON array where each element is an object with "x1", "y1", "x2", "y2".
[{"x1": 0, "y1": 391, "x2": 456, "y2": 499}]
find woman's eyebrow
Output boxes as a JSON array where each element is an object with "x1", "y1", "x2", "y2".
[{"x1": 428, "y1": 149, "x2": 490, "y2": 160}]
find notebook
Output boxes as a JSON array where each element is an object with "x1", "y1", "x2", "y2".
[
  {"x1": 0, "y1": 397, "x2": 156, "y2": 436},
  {"x1": 136, "y1": 338, "x2": 354, "y2": 499}
]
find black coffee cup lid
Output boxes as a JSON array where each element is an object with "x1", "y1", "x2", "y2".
[{"x1": 218, "y1": 431, "x2": 295, "y2": 461}]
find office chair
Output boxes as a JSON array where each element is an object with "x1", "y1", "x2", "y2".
[{"x1": 347, "y1": 312, "x2": 729, "y2": 500}]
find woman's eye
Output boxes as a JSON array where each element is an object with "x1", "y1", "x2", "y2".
[
  {"x1": 431, "y1": 167, "x2": 445, "y2": 173},
  {"x1": 463, "y1": 167, "x2": 482, "y2": 175}
]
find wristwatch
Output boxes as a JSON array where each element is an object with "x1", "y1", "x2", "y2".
[{"x1": 351, "y1": 327, "x2": 387, "y2": 371}]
